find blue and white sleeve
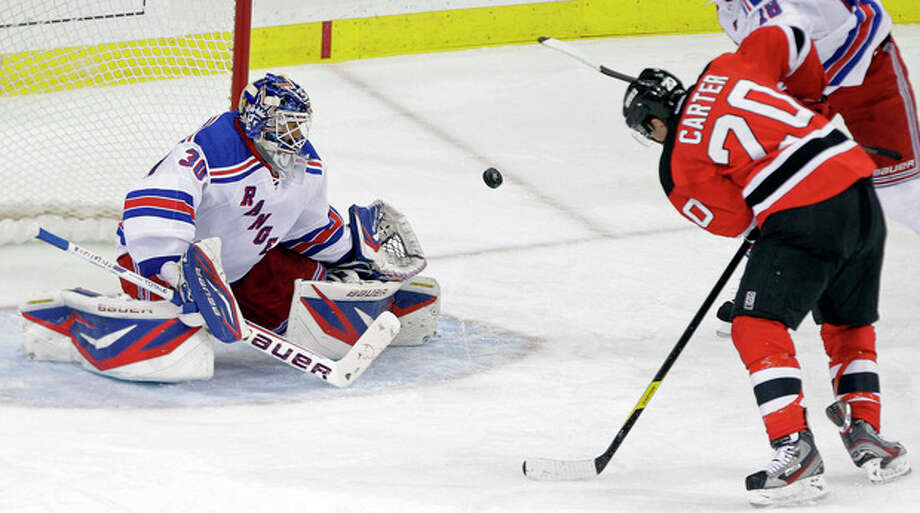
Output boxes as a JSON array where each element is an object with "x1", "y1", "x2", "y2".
[{"x1": 120, "y1": 142, "x2": 207, "y2": 278}]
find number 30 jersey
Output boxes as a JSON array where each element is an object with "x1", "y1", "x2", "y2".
[
  {"x1": 117, "y1": 111, "x2": 354, "y2": 283},
  {"x1": 659, "y1": 24, "x2": 876, "y2": 238}
]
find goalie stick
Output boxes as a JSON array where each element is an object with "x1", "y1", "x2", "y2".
[
  {"x1": 523, "y1": 238, "x2": 752, "y2": 481},
  {"x1": 33, "y1": 227, "x2": 399, "y2": 388},
  {"x1": 538, "y1": 36, "x2": 903, "y2": 162}
]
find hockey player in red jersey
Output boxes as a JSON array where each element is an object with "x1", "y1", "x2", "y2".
[{"x1": 622, "y1": 24, "x2": 909, "y2": 505}]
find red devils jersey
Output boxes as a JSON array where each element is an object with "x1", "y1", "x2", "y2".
[{"x1": 659, "y1": 25, "x2": 876, "y2": 237}]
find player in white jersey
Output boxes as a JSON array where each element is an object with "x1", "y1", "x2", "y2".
[
  {"x1": 713, "y1": 0, "x2": 920, "y2": 234},
  {"x1": 19, "y1": 73, "x2": 439, "y2": 383},
  {"x1": 116, "y1": 73, "x2": 392, "y2": 331}
]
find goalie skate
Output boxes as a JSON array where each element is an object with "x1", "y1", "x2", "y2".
[
  {"x1": 745, "y1": 429, "x2": 828, "y2": 507},
  {"x1": 826, "y1": 401, "x2": 911, "y2": 484}
]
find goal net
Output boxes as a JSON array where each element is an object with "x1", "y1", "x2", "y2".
[{"x1": 0, "y1": 0, "x2": 250, "y2": 244}]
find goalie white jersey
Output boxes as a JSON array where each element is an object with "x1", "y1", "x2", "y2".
[
  {"x1": 716, "y1": 0, "x2": 892, "y2": 92},
  {"x1": 117, "y1": 111, "x2": 356, "y2": 283}
]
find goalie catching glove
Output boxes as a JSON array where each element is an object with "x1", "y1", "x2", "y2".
[{"x1": 336, "y1": 200, "x2": 427, "y2": 281}]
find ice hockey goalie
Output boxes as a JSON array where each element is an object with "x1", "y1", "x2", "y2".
[{"x1": 19, "y1": 212, "x2": 440, "y2": 384}]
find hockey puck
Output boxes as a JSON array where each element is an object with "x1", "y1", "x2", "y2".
[{"x1": 483, "y1": 167, "x2": 503, "y2": 189}]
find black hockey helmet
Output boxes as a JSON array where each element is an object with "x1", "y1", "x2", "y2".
[{"x1": 622, "y1": 68, "x2": 686, "y2": 141}]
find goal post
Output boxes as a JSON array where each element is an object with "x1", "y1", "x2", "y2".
[{"x1": 0, "y1": 0, "x2": 252, "y2": 244}]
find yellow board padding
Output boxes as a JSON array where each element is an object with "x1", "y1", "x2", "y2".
[
  {"x1": 249, "y1": 23, "x2": 325, "y2": 70},
  {"x1": 885, "y1": 0, "x2": 920, "y2": 24},
  {"x1": 252, "y1": 0, "x2": 920, "y2": 67},
  {"x1": 4, "y1": 0, "x2": 918, "y2": 93},
  {"x1": 0, "y1": 33, "x2": 233, "y2": 97},
  {"x1": 255, "y1": 0, "x2": 724, "y2": 66}
]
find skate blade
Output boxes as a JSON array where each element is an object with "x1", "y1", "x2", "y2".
[
  {"x1": 747, "y1": 475, "x2": 829, "y2": 507},
  {"x1": 862, "y1": 455, "x2": 911, "y2": 484}
]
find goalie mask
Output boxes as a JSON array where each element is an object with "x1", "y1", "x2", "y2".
[
  {"x1": 622, "y1": 68, "x2": 686, "y2": 142},
  {"x1": 239, "y1": 73, "x2": 313, "y2": 180}
]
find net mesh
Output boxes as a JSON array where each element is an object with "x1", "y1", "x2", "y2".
[{"x1": 0, "y1": 1, "x2": 240, "y2": 244}]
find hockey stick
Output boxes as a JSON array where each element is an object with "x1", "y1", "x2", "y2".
[
  {"x1": 523, "y1": 238, "x2": 752, "y2": 480},
  {"x1": 33, "y1": 227, "x2": 399, "y2": 388},
  {"x1": 539, "y1": 37, "x2": 903, "y2": 161},
  {"x1": 860, "y1": 144, "x2": 902, "y2": 161},
  {"x1": 537, "y1": 36, "x2": 636, "y2": 83}
]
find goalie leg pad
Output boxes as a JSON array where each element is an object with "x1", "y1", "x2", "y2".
[
  {"x1": 390, "y1": 276, "x2": 440, "y2": 346},
  {"x1": 286, "y1": 279, "x2": 403, "y2": 360},
  {"x1": 20, "y1": 289, "x2": 215, "y2": 382},
  {"x1": 20, "y1": 298, "x2": 79, "y2": 363}
]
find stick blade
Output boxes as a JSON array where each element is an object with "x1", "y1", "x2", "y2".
[
  {"x1": 522, "y1": 457, "x2": 598, "y2": 481},
  {"x1": 327, "y1": 311, "x2": 400, "y2": 387}
]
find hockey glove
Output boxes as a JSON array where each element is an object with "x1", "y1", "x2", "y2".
[
  {"x1": 162, "y1": 239, "x2": 247, "y2": 343},
  {"x1": 336, "y1": 203, "x2": 387, "y2": 280},
  {"x1": 336, "y1": 200, "x2": 428, "y2": 281}
]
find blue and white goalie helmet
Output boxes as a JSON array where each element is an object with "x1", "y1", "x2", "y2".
[{"x1": 239, "y1": 73, "x2": 313, "y2": 174}]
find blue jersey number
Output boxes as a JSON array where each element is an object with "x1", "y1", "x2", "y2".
[{"x1": 756, "y1": 0, "x2": 783, "y2": 25}]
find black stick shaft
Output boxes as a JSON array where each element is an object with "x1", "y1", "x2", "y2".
[
  {"x1": 538, "y1": 36, "x2": 636, "y2": 84},
  {"x1": 593, "y1": 238, "x2": 752, "y2": 473},
  {"x1": 860, "y1": 144, "x2": 902, "y2": 161},
  {"x1": 598, "y1": 65, "x2": 636, "y2": 83}
]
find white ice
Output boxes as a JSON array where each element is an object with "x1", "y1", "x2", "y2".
[{"x1": 2, "y1": 28, "x2": 919, "y2": 512}]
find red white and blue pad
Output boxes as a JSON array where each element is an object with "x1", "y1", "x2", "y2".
[
  {"x1": 285, "y1": 276, "x2": 440, "y2": 360},
  {"x1": 389, "y1": 276, "x2": 440, "y2": 347},
  {"x1": 286, "y1": 279, "x2": 403, "y2": 359},
  {"x1": 19, "y1": 288, "x2": 214, "y2": 382}
]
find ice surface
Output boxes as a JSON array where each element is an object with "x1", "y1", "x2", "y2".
[{"x1": 1, "y1": 28, "x2": 918, "y2": 513}]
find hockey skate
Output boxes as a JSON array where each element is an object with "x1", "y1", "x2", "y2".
[
  {"x1": 825, "y1": 401, "x2": 911, "y2": 484},
  {"x1": 745, "y1": 429, "x2": 828, "y2": 506}
]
